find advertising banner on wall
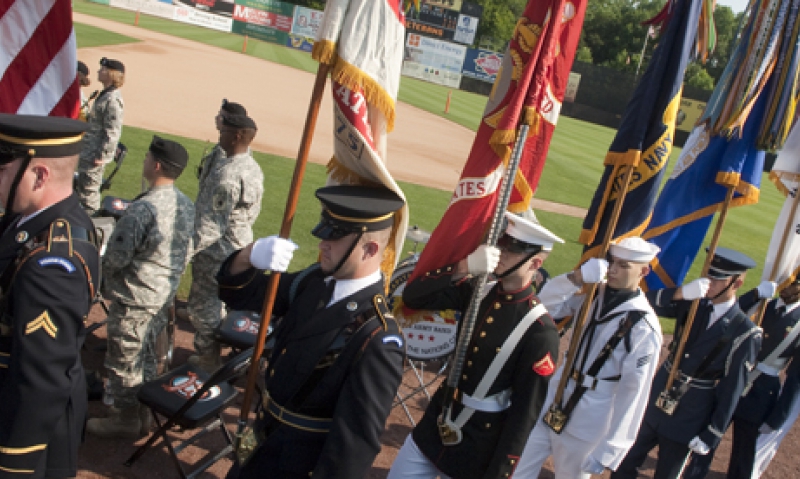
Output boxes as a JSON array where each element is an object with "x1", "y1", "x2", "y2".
[
  {"x1": 175, "y1": 0, "x2": 234, "y2": 16},
  {"x1": 424, "y1": 0, "x2": 463, "y2": 11},
  {"x1": 234, "y1": 0, "x2": 293, "y2": 15},
  {"x1": 676, "y1": 98, "x2": 707, "y2": 132},
  {"x1": 173, "y1": 4, "x2": 233, "y2": 31},
  {"x1": 286, "y1": 33, "x2": 314, "y2": 52},
  {"x1": 109, "y1": 0, "x2": 175, "y2": 21},
  {"x1": 231, "y1": 19, "x2": 288, "y2": 44},
  {"x1": 461, "y1": 48, "x2": 502, "y2": 83},
  {"x1": 453, "y1": 14, "x2": 477, "y2": 44},
  {"x1": 291, "y1": 5, "x2": 323, "y2": 38},
  {"x1": 402, "y1": 34, "x2": 466, "y2": 87},
  {"x1": 233, "y1": 3, "x2": 292, "y2": 31}
]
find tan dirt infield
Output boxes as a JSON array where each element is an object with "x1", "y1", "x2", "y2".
[{"x1": 73, "y1": 12, "x2": 586, "y2": 218}]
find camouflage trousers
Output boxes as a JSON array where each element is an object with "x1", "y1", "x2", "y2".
[
  {"x1": 75, "y1": 158, "x2": 106, "y2": 214},
  {"x1": 187, "y1": 256, "x2": 226, "y2": 356},
  {"x1": 105, "y1": 301, "x2": 169, "y2": 409}
]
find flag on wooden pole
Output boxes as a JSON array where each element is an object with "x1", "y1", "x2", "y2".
[{"x1": 313, "y1": 0, "x2": 408, "y2": 276}]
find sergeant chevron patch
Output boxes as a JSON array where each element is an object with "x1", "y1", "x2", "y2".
[
  {"x1": 533, "y1": 352, "x2": 555, "y2": 376},
  {"x1": 25, "y1": 311, "x2": 58, "y2": 339}
]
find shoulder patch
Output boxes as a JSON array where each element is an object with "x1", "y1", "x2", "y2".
[
  {"x1": 212, "y1": 186, "x2": 229, "y2": 211},
  {"x1": 533, "y1": 352, "x2": 555, "y2": 376},
  {"x1": 382, "y1": 335, "x2": 404, "y2": 348},
  {"x1": 37, "y1": 256, "x2": 76, "y2": 273}
]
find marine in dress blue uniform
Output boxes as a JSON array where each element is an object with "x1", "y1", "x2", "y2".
[
  {"x1": 684, "y1": 278, "x2": 800, "y2": 479},
  {"x1": 0, "y1": 115, "x2": 100, "y2": 478},
  {"x1": 387, "y1": 210, "x2": 562, "y2": 479},
  {"x1": 219, "y1": 185, "x2": 406, "y2": 479},
  {"x1": 611, "y1": 248, "x2": 761, "y2": 479}
]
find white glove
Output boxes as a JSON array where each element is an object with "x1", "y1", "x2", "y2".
[
  {"x1": 681, "y1": 278, "x2": 710, "y2": 300},
  {"x1": 759, "y1": 423, "x2": 775, "y2": 435},
  {"x1": 581, "y1": 455, "x2": 605, "y2": 474},
  {"x1": 580, "y1": 258, "x2": 609, "y2": 284},
  {"x1": 757, "y1": 280, "x2": 778, "y2": 299},
  {"x1": 688, "y1": 436, "x2": 710, "y2": 455},
  {"x1": 249, "y1": 236, "x2": 298, "y2": 272},
  {"x1": 466, "y1": 245, "x2": 501, "y2": 276}
]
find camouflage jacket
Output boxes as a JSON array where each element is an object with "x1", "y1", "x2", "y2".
[
  {"x1": 80, "y1": 86, "x2": 124, "y2": 164},
  {"x1": 192, "y1": 148, "x2": 263, "y2": 262},
  {"x1": 103, "y1": 184, "x2": 195, "y2": 308}
]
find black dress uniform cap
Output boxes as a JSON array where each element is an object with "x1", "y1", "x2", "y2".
[
  {"x1": 100, "y1": 57, "x2": 125, "y2": 73},
  {"x1": 221, "y1": 99, "x2": 247, "y2": 116},
  {"x1": 222, "y1": 113, "x2": 257, "y2": 130},
  {"x1": 706, "y1": 246, "x2": 757, "y2": 279},
  {"x1": 312, "y1": 185, "x2": 405, "y2": 240},
  {"x1": 149, "y1": 135, "x2": 188, "y2": 170},
  {"x1": 77, "y1": 60, "x2": 89, "y2": 76},
  {"x1": 0, "y1": 113, "x2": 87, "y2": 163}
]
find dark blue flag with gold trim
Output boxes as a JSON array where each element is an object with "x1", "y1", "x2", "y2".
[
  {"x1": 579, "y1": 0, "x2": 702, "y2": 261},
  {"x1": 643, "y1": 88, "x2": 767, "y2": 290}
]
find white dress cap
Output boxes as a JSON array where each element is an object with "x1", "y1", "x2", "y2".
[
  {"x1": 609, "y1": 237, "x2": 660, "y2": 263},
  {"x1": 504, "y1": 210, "x2": 564, "y2": 251}
]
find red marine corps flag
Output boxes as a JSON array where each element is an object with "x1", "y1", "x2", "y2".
[
  {"x1": 0, "y1": 0, "x2": 80, "y2": 117},
  {"x1": 409, "y1": 0, "x2": 587, "y2": 282},
  {"x1": 313, "y1": 0, "x2": 408, "y2": 275}
]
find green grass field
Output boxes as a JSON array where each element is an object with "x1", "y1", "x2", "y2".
[
  {"x1": 75, "y1": 22, "x2": 138, "y2": 48},
  {"x1": 76, "y1": 1, "x2": 788, "y2": 334}
]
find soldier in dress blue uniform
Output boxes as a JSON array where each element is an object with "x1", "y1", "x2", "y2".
[
  {"x1": 0, "y1": 114, "x2": 100, "y2": 478},
  {"x1": 684, "y1": 277, "x2": 800, "y2": 479},
  {"x1": 388, "y1": 210, "x2": 562, "y2": 479},
  {"x1": 612, "y1": 247, "x2": 762, "y2": 479},
  {"x1": 218, "y1": 185, "x2": 406, "y2": 479}
]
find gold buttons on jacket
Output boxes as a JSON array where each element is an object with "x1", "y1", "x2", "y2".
[
  {"x1": 467, "y1": 361, "x2": 473, "y2": 367},
  {"x1": 473, "y1": 346, "x2": 479, "y2": 353},
  {"x1": 486, "y1": 317, "x2": 494, "y2": 324},
  {"x1": 281, "y1": 348, "x2": 287, "y2": 355},
  {"x1": 494, "y1": 302, "x2": 501, "y2": 309},
  {"x1": 480, "y1": 331, "x2": 487, "y2": 338},
  {"x1": 462, "y1": 374, "x2": 468, "y2": 381},
  {"x1": 506, "y1": 295, "x2": 513, "y2": 300},
  {"x1": 510, "y1": 459, "x2": 516, "y2": 465},
  {"x1": 496, "y1": 347, "x2": 501, "y2": 353},
  {"x1": 485, "y1": 423, "x2": 491, "y2": 429}
]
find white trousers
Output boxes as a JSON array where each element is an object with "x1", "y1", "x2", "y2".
[
  {"x1": 513, "y1": 419, "x2": 593, "y2": 479},
  {"x1": 752, "y1": 393, "x2": 800, "y2": 478},
  {"x1": 387, "y1": 435, "x2": 453, "y2": 479}
]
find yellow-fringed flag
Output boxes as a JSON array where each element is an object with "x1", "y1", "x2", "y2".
[{"x1": 313, "y1": 0, "x2": 408, "y2": 276}]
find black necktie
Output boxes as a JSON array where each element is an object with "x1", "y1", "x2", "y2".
[
  {"x1": 318, "y1": 279, "x2": 336, "y2": 310},
  {"x1": 777, "y1": 304, "x2": 787, "y2": 316}
]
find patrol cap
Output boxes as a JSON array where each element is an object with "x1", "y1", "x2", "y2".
[
  {"x1": 501, "y1": 210, "x2": 563, "y2": 253},
  {"x1": 100, "y1": 57, "x2": 124, "y2": 73},
  {"x1": 221, "y1": 99, "x2": 247, "y2": 116},
  {"x1": 0, "y1": 113, "x2": 87, "y2": 163},
  {"x1": 312, "y1": 185, "x2": 405, "y2": 240},
  {"x1": 77, "y1": 61, "x2": 89, "y2": 76},
  {"x1": 222, "y1": 113, "x2": 257, "y2": 130},
  {"x1": 149, "y1": 135, "x2": 188, "y2": 170},
  {"x1": 706, "y1": 246, "x2": 756, "y2": 279},
  {"x1": 609, "y1": 237, "x2": 660, "y2": 263}
]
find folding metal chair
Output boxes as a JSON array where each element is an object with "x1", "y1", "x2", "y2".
[{"x1": 124, "y1": 348, "x2": 253, "y2": 478}]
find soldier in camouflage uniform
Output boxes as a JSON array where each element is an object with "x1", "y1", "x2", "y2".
[
  {"x1": 86, "y1": 136, "x2": 195, "y2": 438},
  {"x1": 76, "y1": 57, "x2": 125, "y2": 214},
  {"x1": 187, "y1": 112, "x2": 263, "y2": 371}
]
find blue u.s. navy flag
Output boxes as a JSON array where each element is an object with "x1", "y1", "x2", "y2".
[
  {"x1": 643, "y1": 91, "x2": 768, "y2": 290},
  {"x1": 579, "y1": 0, "x2": 702, "y2": 261}
]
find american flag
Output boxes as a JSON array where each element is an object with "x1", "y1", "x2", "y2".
[{"x1": 0, "y1": 0, "x2": 80, "y2": 117}]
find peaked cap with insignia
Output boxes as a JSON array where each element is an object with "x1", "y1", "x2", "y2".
[
  {"x1": 0, "y1": 113, "x2": 87, "y2": 164},
  {"x1": 312, "y1": 185, "x2": 405, "y2": 240}
]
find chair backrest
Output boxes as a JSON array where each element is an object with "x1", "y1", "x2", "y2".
[{"x1": 205, "y1": 348, "x2": 254, "y2": 386}]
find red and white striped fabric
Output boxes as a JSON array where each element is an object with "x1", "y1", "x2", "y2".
[{"x1": 0, "y1": 0, "x2": 80, "y2": 117}]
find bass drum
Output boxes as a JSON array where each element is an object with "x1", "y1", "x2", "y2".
[{"x1": 388, "y1": 255, "x2": 459, "y2": 361}]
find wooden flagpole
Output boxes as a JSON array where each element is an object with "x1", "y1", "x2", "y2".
[
  {"x1": 754, "y1": 182, "x2": 800, "y2": 326},
  {"x1": 543, "y1": 162, "x2": 637, "y2": 431},
  {"x1": 657, "y1": 185, "x2": 735, "y2": 412},
  {"x1": 235, "y1": 63, "x2": 331, "y2": 438}
]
